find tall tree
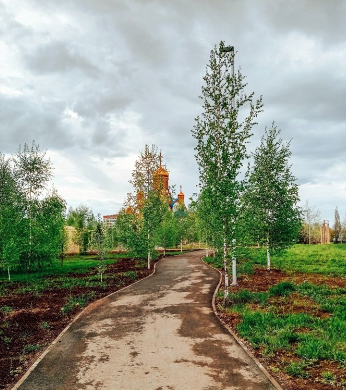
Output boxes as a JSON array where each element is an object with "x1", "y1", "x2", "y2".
[
  {"x1": 241, "y1": 124, "x2": 301, "y2": 270},
  {"x1": 124, "y1": 145, "x2": 168, "y2": 268},
  {"x1": 192, "y1": 41, "x2": 263, "y2": 304},
  {"x1": 333, "y1": 206, "x2": 342, "y2": 243},
  {"x1": 129, "y1": 144, "x2": 160, "y2": 198}
]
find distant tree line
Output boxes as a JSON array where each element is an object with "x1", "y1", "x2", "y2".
[{"x1": 299, "y1": 202, "x2": 346, "y2": 244}]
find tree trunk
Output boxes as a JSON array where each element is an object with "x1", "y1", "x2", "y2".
[
  {"x1": 267, "y1": 233, "x2": 271, "y2": 271},
  {"x1": 147, "y1": 231, "x2": 151, "y2": 269},
  {"x1": 180, "y1": 238, "x2": 183, "y2": 253},
  {"x1": 223, "y1": 223, "x2": 230, "y2": 306},
  {"x1": 231, "y1": 238, "x2": 237, "y2": 286},
  {"x1": 7, "y1": 266, "x2": 11, "y2": 281}
]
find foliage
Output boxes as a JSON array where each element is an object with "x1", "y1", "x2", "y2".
[
  {"x1": 300, "y1": 200, "x2": 321, "y2": 244},
  {"x1": 120, "y1": 144, "x2": 168, "y2": 266},
  {"x1": 129, "y1": 144, "x2": 160, "y2": 198},
  {"x1": 66, "y1": 204, "x2": 96, "y2": 254},
  {"x1": 240, "y1": 124, "x2": 301, "y2": 270},
  {"x1": 157, "y1": 210, "x2": 179, "y2": 254},
  {"x1": 192, "y1": 41, "x2": 263, "y2": 300},
  {"x1": 0, "y1": 143, "x2": 66, "y2": 274}
]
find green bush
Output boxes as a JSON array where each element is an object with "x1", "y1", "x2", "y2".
[{"x1": 269, "y1": 281, "x2": 295, "y2": 296}]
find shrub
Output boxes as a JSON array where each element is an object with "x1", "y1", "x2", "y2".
[{"x1": 269, "y1": 281, "x2": 295, "y2": 297}]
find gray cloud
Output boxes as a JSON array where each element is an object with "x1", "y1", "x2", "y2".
[{"x1": 0, "y1": 0, "x2": 345, "y2": 221}]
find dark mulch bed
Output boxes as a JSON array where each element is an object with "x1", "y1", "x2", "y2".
[
  {"x1": 0, "y1": 257, "x2": 155, "y2": 390},
  {"x1": 214, "y1": 267, "x2": 346, "y2": 390}
]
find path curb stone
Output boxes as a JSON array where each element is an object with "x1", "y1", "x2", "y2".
[
  {"x1": 202, "y1": 256, "x2": 284, "y2": 390},
  {"x1": 12, "y1": 258, "x2": 161, "y2": 390}
]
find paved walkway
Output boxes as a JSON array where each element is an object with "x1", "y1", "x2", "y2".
[{"x1": 15, "y1": 251, "x2": 278, "y2": 390}]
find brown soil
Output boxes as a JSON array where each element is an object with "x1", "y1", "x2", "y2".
[
  {"x1": 215, "y1": 267, "x2": 346, "y2": 390},
  {"x1": 0, "y1": 257, "x2": 155, "y2": 390}
]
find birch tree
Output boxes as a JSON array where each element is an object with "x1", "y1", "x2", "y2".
[
  {"x1": 0, "y1": 154, "x2": 25, "y2": 279},
  {"x1": 242, "y1": 124, "x2": 301, "y2": 270},
  {"x1": 192, "y1": 41, "x2": 263, "y2": 304},
  {"x1": 13, "y1": 142, "x2": 53, "y2": 270},
  {"x1": 129, "y1": 144, "x2": 160, "y2": 198},
  {"x1": 122, "y1": 145, "x2": 167, "y2": 267}
]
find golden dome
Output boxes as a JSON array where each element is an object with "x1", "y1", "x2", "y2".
[{"x1": 154, "y1": 166, "x2": 169, "y2": 177}]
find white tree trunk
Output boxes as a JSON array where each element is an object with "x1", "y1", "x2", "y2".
[
  {"x1": 223, "y1": 224, "x2": 230, "y2": 304},
  {"x1": 267, "y1": 233, "x2": 271, "y2": 271},
  {"x1": 7, "y1": 266, "x2": 11, "y2": 281},
  {"x1": 231, "y1": 239, "x2": 237, "y2": 286},
  {"x1": 180, "y1": 238, "x2": 183, "y2": 253},
  {"x1": 147, "y1": 231, "x2": 151, "y2": 269}
]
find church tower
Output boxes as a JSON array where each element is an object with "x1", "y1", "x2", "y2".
[{"x1": 153, "y1": 152, "x2": 169, "y2": 195}]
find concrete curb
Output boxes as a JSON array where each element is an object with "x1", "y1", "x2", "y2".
[
  {"x1": 12, "y1": 258, "x2": 162, "y2": 390},
  {"x1": 201, "y1": 256, "x2": 284, "y2": 390}
]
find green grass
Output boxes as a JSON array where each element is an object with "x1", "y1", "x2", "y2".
[
  {"x1": 205, "y1": 244, "x2": 346, "y2": 276},
  {"x1": 61, "y1": 293, "x2": 96, "y2": 315},
  {"x1": 0, "y1": 253, "x2": 129, "y2": 283},
  {"x1": 225, "y1": 281, "x2": 346, "y2": 379},
  {"x1": 209, "y1": 244, "x2": 346, "y2": 383},
  {"x1": 250, "y1": 244, "x2": 346, "y2": 276}
]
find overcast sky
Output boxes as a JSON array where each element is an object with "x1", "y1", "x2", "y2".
[{"x1": 1, "y1": 0, "x2": 345, "y2": 224}]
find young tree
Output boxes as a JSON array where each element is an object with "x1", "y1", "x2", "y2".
[
  {"x1": 125, "y1": 145, "x2": 168, "y2": 268},
  {"x1": 192, "y1": 42, "x2": 263, "y2": 304},
  {"x1": 13, "y1": 141, "x2": 53, "y2": 270},
  {"x1": 301, "y1": 200, "x2": 321, "y2": 244},
  {"x1": 0, "y1": 154, "x2": 25, "y2": 279},
  {"x1": 66, "y1": 204, "x2": 96, "y2": 254},
  {"x1": 129, "y1": 144, "x2": 160, "y2": 198},
  {"x1": 90, "y1": 214, "x2": 114, "y2": 281},
  {"x1": 241, "y1": 124, "x2": 301, "y2": 270},
  {"x1": 35, "y1": 189, "x2": 66, "y2": 269},
  {"x1": 157, "y1": 210, "x2": 179, "y2": 256},
  {"x1": 142, "y1": 190, "x2": 167, "y2": 268},
  {"x1": 116, "y1": 208, "x2": 147, "y2": 259},
  {"x1": 333, "y1": 206, "x2": 342, "y2": 243}
]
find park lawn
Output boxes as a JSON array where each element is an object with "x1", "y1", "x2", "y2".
[
  {"x1": 206, "y1": 244, "x2": 346, "y2": 390},
  {"x1": 246, "y1": 244, "x2": 346, "y2": 276}
]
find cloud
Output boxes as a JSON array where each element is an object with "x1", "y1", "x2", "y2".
[
  {"x1": 24, "y1": 40, "x2": 100, "y2": 76},
  {"x1": 0, "y1": 0, "x2": 345, "y2": 221}
]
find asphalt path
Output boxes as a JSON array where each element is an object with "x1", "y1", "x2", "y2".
[{"x1": 15, "y1": 251, "x2": 278, "y2": 390}]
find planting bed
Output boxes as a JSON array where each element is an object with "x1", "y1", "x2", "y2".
[
  {"x1": 215, "y1": 267, "x2": 346, "y2": 390},
  {"x1": 0, "y1": 257, "x2": 154, "y2": 390}
]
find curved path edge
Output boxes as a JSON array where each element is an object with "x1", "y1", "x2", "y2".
[
  {"x1": 202, "y1": 256, "x2": 284, "y2": 390},
  {"x1": 12, "y1": 259, "x2": 161, "y2": 390}
]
